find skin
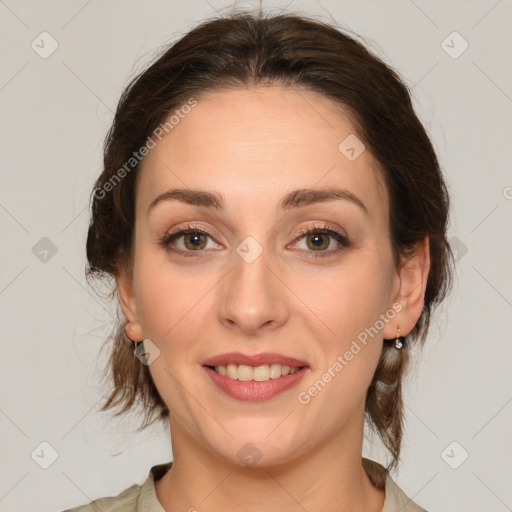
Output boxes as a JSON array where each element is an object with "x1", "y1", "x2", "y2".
[{"x1": 117, "y1": 85, "x2": 430, "y2": 512}]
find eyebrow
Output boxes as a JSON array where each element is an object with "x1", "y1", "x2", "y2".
[{"x1": 147, "y1": 187, "x2": 368, "y2": 216}]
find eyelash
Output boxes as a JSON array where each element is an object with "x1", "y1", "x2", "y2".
[{"x1": 158, "y1": 222, "x2": 351, "y2": 259}]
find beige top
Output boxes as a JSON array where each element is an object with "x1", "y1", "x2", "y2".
[{"x1": 63, "y1": 459, "x2": 427, "y2": 512}]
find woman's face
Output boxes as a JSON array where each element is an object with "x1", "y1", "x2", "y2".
[{"x1": 119, "y1": 85, "x2": 411, "y2": 466}]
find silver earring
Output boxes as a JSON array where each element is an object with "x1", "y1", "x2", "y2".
[{"x1": 395, "y1": 327, "x2": 404, "y2": 350}]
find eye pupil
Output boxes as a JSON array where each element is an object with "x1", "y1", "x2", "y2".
[
  {"x1": 185, "y1": 232, "x2": 207, "y2": 250},
  {"x1": 307, "y1": 233, "x2": 329, "y2": 250}
]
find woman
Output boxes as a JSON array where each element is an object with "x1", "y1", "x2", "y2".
[{"x1": 66, "y1": 10, "x2": 452, "y2": 512}]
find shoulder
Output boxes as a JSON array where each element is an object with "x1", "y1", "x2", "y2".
[
  {"x1": 362, "y1": 458, "x2": 429, "y2": 512},
  {"x1": 62, "y1": 483, "x2": 141, "y2": 512},
  {"x1": 62, "y1": 462, "x2": 171, "y2": 512},
  {"x1": 383, "y1": 473, "x2": 429, "y2": 512}
]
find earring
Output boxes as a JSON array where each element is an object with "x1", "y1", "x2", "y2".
[
  {"x1": 125, "y1": 333, "x2": 143, "y2": 347},
  {"x1": 395, "y1": 327, "x2": 404, "y2": 350}
]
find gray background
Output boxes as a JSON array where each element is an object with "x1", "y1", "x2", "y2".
[{"x1": 1, "y1": 1, "x2": 511, "y2": 511}]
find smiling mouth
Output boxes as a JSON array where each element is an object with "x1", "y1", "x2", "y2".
[{"x1": 206, "y1": 363, "x2": 307, "y2": 382}]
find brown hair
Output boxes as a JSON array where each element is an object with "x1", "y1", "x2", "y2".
[{"x1": 86, "y1": 11, "x2": 452, "y2": 477}]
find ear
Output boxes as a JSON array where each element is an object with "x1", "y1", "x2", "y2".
[
  {"x1": 116, "y1": 265, "x2": 144, "y2": 342},
  {"x1": 383, "y1": 236, "x2": 431, "y2": 339}
]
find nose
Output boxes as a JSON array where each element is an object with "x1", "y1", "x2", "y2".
[{"x1": 218, "y1": 246, "x2": 290, "y2": 336}]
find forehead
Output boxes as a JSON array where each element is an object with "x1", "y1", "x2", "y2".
[{"x1": 136, "y1": 86, "x2": 387, "y2": 221}]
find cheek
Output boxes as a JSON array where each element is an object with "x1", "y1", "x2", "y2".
[
  {"x1": 133, "y1": 255, "x2": 216, "y2": 418},
  {"x1": 132, "y1": 248, "x2": 215, "y2": 353},
  {"x1": 294, "y1": 266, "x2": 387, "y2": 427},
  {"x1": 293, "y1": 256, "x2": 394, "y2": 345}
]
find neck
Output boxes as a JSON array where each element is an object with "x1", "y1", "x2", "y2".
[{"x1": 155, "y1": 416, "x2": 386, "y2": 512}]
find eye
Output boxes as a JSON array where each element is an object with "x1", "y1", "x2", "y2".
[
  {"x1": 159, "y1": 224, "x2": 221, "y2": 256},
  {"x1": 291, "y1": 223, "x2": 351, "y2": 258}
]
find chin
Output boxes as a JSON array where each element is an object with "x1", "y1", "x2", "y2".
[{"x1": 206, "y1": 426, "x2": 306, "y2": 469}]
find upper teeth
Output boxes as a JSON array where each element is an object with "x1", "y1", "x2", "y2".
[{"x1": 215, "y1": 364, "x2": 301, "y2": 381}]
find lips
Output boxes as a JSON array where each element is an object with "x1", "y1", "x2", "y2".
[
  {"x1": 201, "y1": 352, "x2": 310, "y2": 401},
  {"x1": 202, "y1": 352, "x2": 309, "y2": 368}
]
